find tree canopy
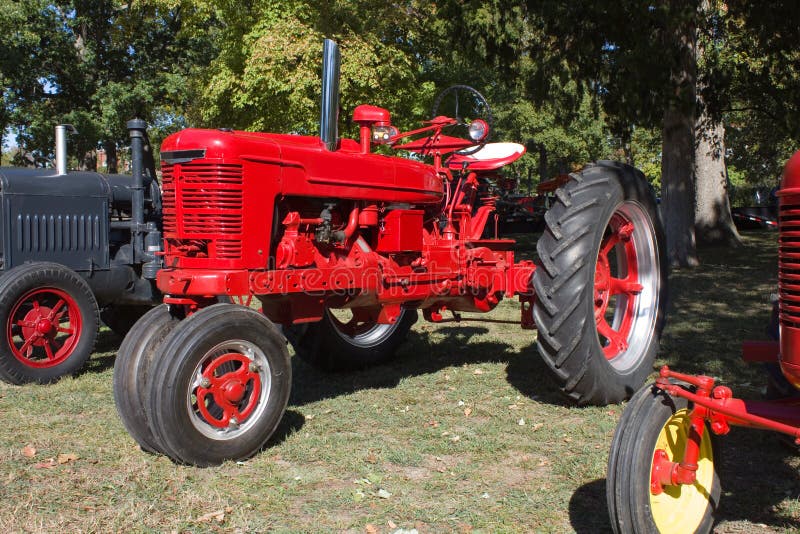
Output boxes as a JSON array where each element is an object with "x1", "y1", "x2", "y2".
[{"x1": 3, "y1": 0, "x2": 800, "y2": 264}]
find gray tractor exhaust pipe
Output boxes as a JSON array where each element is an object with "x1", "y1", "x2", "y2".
[
  {"x1": 54, "y1": 124, "x2": 77, "y2": 175},
  {"x1": 320, "y1": 39, "x2": 341, "y2": 151}
]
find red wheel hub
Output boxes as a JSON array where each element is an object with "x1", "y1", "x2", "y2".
[
  {"x1": 595, "y1": 215, "x2": 643, "y2": 360},
  {"x1": 7, "y1": 289, "x2": 81, "y2": 368},
  {"x1": 195, "y1": 352, "x2": 262, "y2": 429}
]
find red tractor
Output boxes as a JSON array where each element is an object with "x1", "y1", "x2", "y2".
[
  {"x1": 606, "y1": 152, "x2": 800, "y2": 533},
  {"x1": 114, "y1": 40, "x2": 667, "y2": 466}
]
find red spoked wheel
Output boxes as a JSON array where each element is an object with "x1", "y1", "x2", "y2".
[
  {"x1": 145, "y1": 304, "x2": 290, "y2": 466},
  {"x1": 8, "y1": 288, "x2": 82, "y2": 368},
  {"x1": 0, "y1": 262, "x2": 99, "y2": 384},
  {"x1": 594, "y1": 204, "x2": 660, "y2": 372},
  {"x1": 533, "y1": 162, "x2": 667, "y2": 405}
]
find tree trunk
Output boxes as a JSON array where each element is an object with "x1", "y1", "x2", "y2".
[
  {"x1": 103, "y1": 140, "x2": 118, "y2": 174},
  {"x1": 661, "y1": 0, "x2": 699, "y2": 267},
  {"x1": 693, "y1": 0, "x2": 740, "y2": 247},
  {"x1": 662, "y1": 107, "x2": 699, "y2": 267},
  {"x1": 694, "y1": 116, "x2": 741, "y2": 246}
]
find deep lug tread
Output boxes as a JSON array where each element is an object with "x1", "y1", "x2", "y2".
[
  {"x1": 555, "y1": 188, "x2": 572, "y2": 207},
  {"x1": 532, "y1": 163, "x2": 667, "y2": 405},
  {"x1": 543, "y1": 210, "x2": 563, "y2": 240}
]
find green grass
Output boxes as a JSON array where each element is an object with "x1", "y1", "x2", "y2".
[{"x1": 0, "y1": 230, "x2": 797, "y2": 532}]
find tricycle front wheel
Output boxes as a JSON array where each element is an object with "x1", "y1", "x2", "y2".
[{"x1": 145, "y1": 304, "x2": 291, "y2": 466}]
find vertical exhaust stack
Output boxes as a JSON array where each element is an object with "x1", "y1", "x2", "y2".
[
  {"x1": 320, "y1": 39, "x2": 341, "y2": 151},
  {"x1": 127, "y1": 119, "x2": 147, "y2": 263},
  {"x1": 54, "y1": 124, "x2": 77, "y2": 175}
]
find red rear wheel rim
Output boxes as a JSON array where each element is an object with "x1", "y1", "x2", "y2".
[
  {"x1": 594, "y1": 211, "x2": 646, "y2": 362},
  {"x1": 6, "y1": 288, "x2": 82, "y2": 368}
]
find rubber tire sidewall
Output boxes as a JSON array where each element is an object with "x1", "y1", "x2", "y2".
[
  {"x1": 0, "y1": 262, "x2": 99, "y2": 384},
  {"x1": 147, "y1": 304, "x2": 291, "y2": 466},
  {"x1": 113, "y1": 304, "x2": 179, "y2": 454},
  {"x1": 101, "y1": 304, "x2": 155, "y2": 337},
  {"x1": 533, "y1": 162, "x2": 668, "y2": 405},
  {"x1": 607, "y1": 384, "x2": 720, "y2": 534},
  {"x1": 285, "y1": 308, "x2": 417, "y2": 371}
]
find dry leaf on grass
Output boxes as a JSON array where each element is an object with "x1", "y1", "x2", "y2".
[
  {"x1": 473, "y1": 368, "x2": 484, "y2": 375},
  {"x1": 377, "y1": 488, "x2": 392, "y2": 499},
  {"x1": 388, "y1": 520, "x2": 397, "y2": 529},
  {"x1": 34, "y1": 458, "x2": 57, "y2": 469},
  {"x1": 463, "y1": 407, "x2": 472, "y2": 417},
  {"x1": 196, "y1": 509, "x2": 225, "y2": 523},
  {"x1": 532, "y1": 423, "x2": 544, "y2": 431},
  {"x1": 365, "y1": 524, "x2": 378, "y2": 534},
  {"x1": 57, "y1": 453, "x2": 79, "y2": 465},
  {"x1": 21, "y1": 445, "x2": 36, "y2": 458}
]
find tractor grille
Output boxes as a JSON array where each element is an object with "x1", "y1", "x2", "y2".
[
  {"x1": 161, "y1": 162, "x2": 243, "y2": 259},
  {"x1": 779, "y1": 199, "x2": 800, "y2": 327}
]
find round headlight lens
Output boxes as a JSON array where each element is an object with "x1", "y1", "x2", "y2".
[{"x1": 468, "y1": 119, "x2": 488, "y2": 141}]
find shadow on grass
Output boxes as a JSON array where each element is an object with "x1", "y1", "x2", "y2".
[
  {"x1": 581, "y1": 428, "x2": 800, "y2": 532},
  {"x1": 263, "y1": 409, "x2": 306, "y2": 450},
  {"x1": 568, "y1": 479, "x2": 611, "y2": 533},
  {"x1": 78, "y1": 330, "x2": 123, "y2": 376},
  {"x1": 712, "y1": 427, "x2": 800, "y2": 530},
  {"x1": 288, "y1": 324, "x2": 570, "y2": 408}
]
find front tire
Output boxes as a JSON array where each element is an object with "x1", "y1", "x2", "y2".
[
  {"x1": 285, "y1": 307, "x2": 417, "y2": 371},
  {"x1": 146, "y1": 304, "x2": 291, "y2": 466},
  {"x1": 533, "y1": 161, "x2": 667, "y2": 405},
  {"x1": 113, "y1": 305, "x2": 180, "y2": 454},
  {"x1": 0, "y1": 262, "x2": 99, "y2": 384},
  {"x1": 607, "y1": 385, "x2": 720, "y2": 534}
]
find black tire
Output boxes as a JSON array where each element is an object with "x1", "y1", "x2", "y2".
[
  {"x1": 533, "y1": 161, "x2": 667, "y2": 405},
  {"x1": 113, "y1": 305, "x2": 180, "y2": 454},
  {"x1": 607, "y1": 384, "x2": 720, "y2": 534},
  {"x1": 146, "y1": 304, "x2": 291, "y2": 466},
  {"x1": 101, "y1": 304, "x2": 154, "y2": 337},
  {"x1": 0, "y1": 262, "x2": 99, "y2": 384},
  {"x1": 284, "y1": 308, "x2": 417, "y2": 371}
]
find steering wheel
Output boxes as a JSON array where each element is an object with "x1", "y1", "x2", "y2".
[{"x1": 430, "y1": 85, "x2": 493, "y2": 156}]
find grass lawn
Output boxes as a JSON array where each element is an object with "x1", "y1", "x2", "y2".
[{"x1": 1, "y1": 229, "x2": 798, "y2": 533}]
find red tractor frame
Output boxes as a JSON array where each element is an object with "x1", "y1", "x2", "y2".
[
  {"x1": 114, "y1": 40, "x2": 667, "y2": 466},
  {"x1": 606, "y1": 151, "x2": 800, "y2": 533}
]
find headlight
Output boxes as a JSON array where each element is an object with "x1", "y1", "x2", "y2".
[
  {"x1": 372, "y1": 125, "x2": 398, "y2": 144},
  {"x1": 468, "y1": 119, "x2": 488, "y2": 142}
]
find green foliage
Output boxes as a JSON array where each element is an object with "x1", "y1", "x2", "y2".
[{"x1": 1, "y1": 0, "x2": 217, "y2": 167}]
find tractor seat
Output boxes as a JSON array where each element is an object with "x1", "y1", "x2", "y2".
[{"x1": 446, "y1": 142, "x2": 526, "y2": 171}]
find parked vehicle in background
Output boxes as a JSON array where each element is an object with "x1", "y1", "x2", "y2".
[{"x1": 0, "y1": 121, "x2": 163, "y2": 384}]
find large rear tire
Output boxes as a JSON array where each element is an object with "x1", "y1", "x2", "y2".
[
  {"x1": 533, "y1": 161, "x2": 667, "y2": 405},
  {"x1": 146, "y1": 304, "x2": 291, "y2": 466},
  {"x1": 101, "y1": 304, "x2": 154, "y2": 337},
  {"x1": 607, "y1": 384, "x2": 720, "y2": 534},
  {"x1": 0, "y1": 262, "x2": 99, "y2": 384},
  {"x1": 285, "y1": 307, "x2": 416, "y2": 371},
  {"x1": 113, "y1": 305, "x2": 180, "y2": 454}
]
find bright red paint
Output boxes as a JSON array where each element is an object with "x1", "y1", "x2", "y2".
[{"x1": 7, "y1": 288, "x2": 81, "y2": 368}]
